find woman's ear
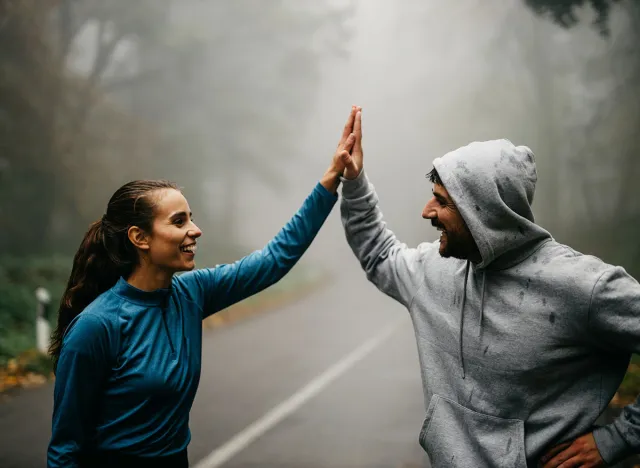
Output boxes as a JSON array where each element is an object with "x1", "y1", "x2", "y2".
[{"x1": 128, "y1": 226, "x2": 150, "y2": 251}]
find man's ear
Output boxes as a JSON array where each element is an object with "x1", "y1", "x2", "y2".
[{"x1": 128, "y1": 226, "x2": 150, "y2": 251}]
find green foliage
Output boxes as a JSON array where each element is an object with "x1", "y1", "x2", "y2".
[
  {"x1": 612, "y1": 354, "x2": 640, "y2": 408},
  {"x1": 0, "y1": 256, "x2": 71, "y2": 365}
]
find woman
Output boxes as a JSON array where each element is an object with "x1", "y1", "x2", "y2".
[{"x1": 47, "y1": 107, "x2": 361, "y2": 468}]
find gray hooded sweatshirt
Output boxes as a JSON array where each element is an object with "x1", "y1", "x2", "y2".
[{"x1": 340, "y1": 139, "x2": 640, "y2": 467}]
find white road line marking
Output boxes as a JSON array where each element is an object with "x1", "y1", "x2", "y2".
[{"x1": 193, "y1": 319, "x2": 405, "y2": 468}]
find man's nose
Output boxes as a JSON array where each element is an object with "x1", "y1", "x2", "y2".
[{"x1": 422, "y1": 199, "x2": 436, "y2": 219}]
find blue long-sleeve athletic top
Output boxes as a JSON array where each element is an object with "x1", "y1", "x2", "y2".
[{"x1": 47, "y1": 182, "x2": 337, "y2": 467}]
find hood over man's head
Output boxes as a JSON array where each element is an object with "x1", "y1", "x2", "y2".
[{"x1": 427, "y1": 139, "x2": 551, "y2": 270}]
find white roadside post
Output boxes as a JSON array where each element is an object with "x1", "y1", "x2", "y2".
[{"x1": 35, "y1": 287, "x2": 51, "y2": 355}]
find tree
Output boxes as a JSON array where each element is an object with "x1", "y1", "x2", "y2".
[
  {"x1": 99, "y1": 0, "x2": 354, "y2": 254},
  {"x1": 46, "y1": 0, "x2": 176, "y2": 250},
  {"x1": 0, "y1": 0, "x2": 176, "y2": 253},
  {"x1": 0, "y1": 0, "x2": 69, "y2": 254},
  {"x1": 0, "y1": 0, "x2": 354, "y2": 257},
  {"x1": 524, "y1": 0, "x2": 640, "y2": 274},
  {"x1": 476, "y1": 3, "x2": 583, "y2": 235},
  {"x1": 523, "y1": 0, "x2": 630, "y2": 36}
]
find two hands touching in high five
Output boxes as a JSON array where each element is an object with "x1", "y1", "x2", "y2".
[
  {"x1": 340, "y1": 105, "x2": 363, "y2": 181},
  {"x1": 320, "y1": 105, "x2": 363, "y2": 194}
]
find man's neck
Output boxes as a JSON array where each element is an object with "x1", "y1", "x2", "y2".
[{"x1": 468, "y1": 250, "x2": 482, "y2": 264}]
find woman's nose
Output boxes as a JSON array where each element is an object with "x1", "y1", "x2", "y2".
[{"x1": 189, "y1": 223, "x2": 202, "y2": 238}]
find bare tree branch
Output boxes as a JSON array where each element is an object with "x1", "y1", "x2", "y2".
[{"x1": 88, "y1": 20, "x2": 124, "y2": 86}]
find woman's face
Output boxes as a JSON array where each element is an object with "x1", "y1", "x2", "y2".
[{"x1": 144, "y1": 189, "x2": 202, "y2": 274}]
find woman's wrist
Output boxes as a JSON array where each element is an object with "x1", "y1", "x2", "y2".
[{"x1": 319, "y1": 166, "x2": 342, "y2": 194}]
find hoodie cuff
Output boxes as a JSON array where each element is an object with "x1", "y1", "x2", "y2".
[
  {"x1": 593, "y1": 423, "x2": 634, "y2": 465},
  {"x1": 340, "y1": 169, "x2": 367, "y2": 199}
]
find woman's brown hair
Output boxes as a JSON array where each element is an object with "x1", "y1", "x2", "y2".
[{"x1": 49, "y1": 180, "x2": 179, "y2": 371}]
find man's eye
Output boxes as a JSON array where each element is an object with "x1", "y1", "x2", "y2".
[{"x1": 173, "y1": 219, "x2": 184, "y2": 225}]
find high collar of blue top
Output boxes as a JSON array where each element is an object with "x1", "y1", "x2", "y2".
[{"x1": 112, "y1": 277, "x2": 172, "y2": 306}]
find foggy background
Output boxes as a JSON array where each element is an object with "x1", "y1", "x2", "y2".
[
  {"x1": 1, "y1": 0, "x2": 639, "y2": 467},
  {"x1": 2, "y1": 0, "x2": 639, "y2": 271},
  {"x1": 3, "y1": 0, "x2": 639, "y2": 269}
]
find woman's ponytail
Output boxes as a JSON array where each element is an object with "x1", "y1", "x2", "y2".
[{"x1": 49, "y1": 219, "x2": 120, "y2": 371}]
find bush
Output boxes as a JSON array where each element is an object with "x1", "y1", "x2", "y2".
[{"x1": 0, "y1": 255, "x2": 71, "y2": 366}]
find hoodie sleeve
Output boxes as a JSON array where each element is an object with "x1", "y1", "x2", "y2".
[
  {"x1": 48, "y1": 314, "x2": 112, "y2": 468},
  {"x1": 178, "y1": 182, "x2": 337, "y2": 318},
  {"x1": 340, "y1": 170, "x2": 427, "y2": 308},
  {"x1": 588, "y1": 266, "x2": 640, "y2": 465}
]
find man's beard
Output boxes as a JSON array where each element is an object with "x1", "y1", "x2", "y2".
[
  {"x1": 434, "y1": 224, "x2": 475, "y2": 260},
  {"x1": 439, "y1": 231, "x2": 472, "y2": 260}
]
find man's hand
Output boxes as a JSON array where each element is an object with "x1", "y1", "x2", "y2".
[
  {"x1": 320, "y1": 106, "x2": 359, "y2": 193},
  {"x1": 342, "y1": 106, "x2": 362, "y2": 180},
  {"x1": 540, "y1": 433, "x2": 605, "y2": 468}
]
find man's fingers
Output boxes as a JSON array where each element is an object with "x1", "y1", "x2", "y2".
[
  {"x1": 542, "y1": 443, "x2": 579, "y2": 468},
  {"x1": 555, "y1": 455, "x2": 585, "y2": 468},
  {"x1": 541, "y1": 442, "x2": 572, "y2": 465},
  {"x1": 339, "y1": 106, "x2": 357, "y2": 148},
  {"x1": 353, "y1": 109, "x2": 363, "y2": 154}
]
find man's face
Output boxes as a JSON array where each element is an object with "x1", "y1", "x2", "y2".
[{"x1": 422, "y1": 183, "x2": 479, "y2": 261}]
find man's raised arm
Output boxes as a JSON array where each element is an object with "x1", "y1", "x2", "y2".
[{"x1": 339, "y1": 109, "x2": 427, "y2": 307}]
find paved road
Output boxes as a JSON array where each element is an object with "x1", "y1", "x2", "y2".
[{"x1": 0, "y1": 265, "x2": 431, "y2": 468}]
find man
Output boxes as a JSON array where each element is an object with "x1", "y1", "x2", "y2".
[{"x1": 338, "y1": 107, "x2": 640, "y2": 467}]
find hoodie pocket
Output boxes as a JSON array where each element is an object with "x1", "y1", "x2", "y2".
[{"x1": 419, "y1": 395, "x2": 526, "y2": 468}]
